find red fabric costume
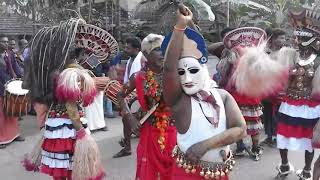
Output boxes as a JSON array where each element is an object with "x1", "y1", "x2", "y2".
[{"x1": 135, "y1": 71, "x2": 177, "y2": 180}]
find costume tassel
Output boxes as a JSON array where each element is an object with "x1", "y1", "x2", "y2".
[
  {"x1": 22, "y1": 134, "x2": 44, "y2": 172},
  {"x1": 72, "y1": 128, "x2": 105, "y2": 180}
]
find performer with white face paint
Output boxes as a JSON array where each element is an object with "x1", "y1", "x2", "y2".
[
  {"x1": 178, "y1": 58, "x2": 208, "y2": 95},
  {"x1": 162, "y1": 4, "x2": 246, "y2": 180}
]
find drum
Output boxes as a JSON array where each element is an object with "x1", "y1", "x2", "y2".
[
  {"x1": 104, "y1": 80, "x2": 141, "y2": 113},
  {"x1": 4, "y1": 79, "x2": 30, "y2": 117}
]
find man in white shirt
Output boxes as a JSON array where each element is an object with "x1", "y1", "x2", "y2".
[
  {"x1": 123, "y1": 37, "x2": 145, "y2": 84},
  {"x1": 113, "y1": 37, "x2": 144, "y2": 158}
]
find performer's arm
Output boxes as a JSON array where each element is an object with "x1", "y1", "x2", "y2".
[
  {"x1": 94, "y1": 76, "x2": 111, "y2": 91},
  {"x1": 65, "y1": 102, "x2": 83, "y2": 131},
  {"x1": 117, "y1": 74, "x2": 136, "y2": 117},
  {"x1": 117, "y1": 73, "x2": 141, "y2": 134},
  {"x1": 185, "y1": 89, "x2": 246, "y2": 162},
  {"x1": 203, "y1": 89, "x2": 246, "y2": 149},
  {"x1": 208, "y1": 42, "x2": 224, "y2": 58},
  {"x1": 163, "y1": 5, "x2": 191, "y2": 107},
  {"x1": 187, "y1": 20, "x2": 200, "y2": 33}
]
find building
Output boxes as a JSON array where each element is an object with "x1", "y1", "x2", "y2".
[{"x1": 0, "y1": 3, "x2": 34, "y2": 38}]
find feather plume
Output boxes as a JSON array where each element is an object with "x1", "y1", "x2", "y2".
[
  {"x1": 55, "y1": 68, "x2": 97, "y2": 106},
  {"x1": 231, "y1": 42, "x2": 291, "y2": 98}
]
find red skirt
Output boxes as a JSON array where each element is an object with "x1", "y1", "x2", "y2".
[
  {"x1": 136, "y1": 122, "x2": 177, "y2": 180},
  {"x1": 40, "y1": 118, "x2": 76, "y2": 179},
  {"x1": 0, "y1": 97, "x2": 20, "y2": 144}
]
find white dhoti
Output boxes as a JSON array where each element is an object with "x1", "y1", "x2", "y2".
[{"x1": 84, "y1": 91, "x2": 106, "y2": 131}]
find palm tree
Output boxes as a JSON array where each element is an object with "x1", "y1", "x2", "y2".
[{"x1": 133, "y1": 0, "x2": 216, "y2": 34}]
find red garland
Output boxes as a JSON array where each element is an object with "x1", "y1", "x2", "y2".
[{"x1": 145, "y1": 69, "x2": 170, "y2": 151}]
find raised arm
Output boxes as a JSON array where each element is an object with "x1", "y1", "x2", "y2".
[{"x1": 163, "y1": 4, "x2": 193, "y2": 107}]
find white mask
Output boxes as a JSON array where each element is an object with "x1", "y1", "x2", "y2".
[{"x1": 178, "y1": 57, "x2": 206, "y2": 95}]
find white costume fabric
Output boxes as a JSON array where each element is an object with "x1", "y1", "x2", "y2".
[
  {"x1": 123, "y1": 51, "x2": 143, "y2": 84},
  {"x1": 84, "y1": 91, "x2": 106, "y2": 131},
  {"x1": 177, "y1": 88, "x2": 229, "y2": 162}
]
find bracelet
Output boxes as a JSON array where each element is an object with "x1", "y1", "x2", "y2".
[{"x1": 174, "y1": 26, "x2": 186, "y2": 32}]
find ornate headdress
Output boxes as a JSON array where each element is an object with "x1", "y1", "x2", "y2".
[
  {"x1": 223, "y1": 27, "x2": 267, "y2": 51},
  {"x1": 23, "y1": 19, "x2": 118, "y2": 104},
  {"x1": 75, "y1": 24, "x2": 119, "y2": 67},
  {"x1": 161, "y1": 28, "x2": 208, "y2": 64},
  {"x1": 289, "y1": 6, "x2": 320, "y2": 50}
]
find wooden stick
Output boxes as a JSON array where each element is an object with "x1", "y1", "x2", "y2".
[{"x1": 139, "y1": 103, "x2": 159, "y2": 125}]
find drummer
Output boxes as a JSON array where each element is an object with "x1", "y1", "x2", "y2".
[
  {"x1": 112, "y1": 37, "x2": 144, "y2": 158},
  {"x1": 0, "y1": 34, "x2": 24, "y2": 148}
]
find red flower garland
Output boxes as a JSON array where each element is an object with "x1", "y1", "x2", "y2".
[{"x1": 145, "y1": 69, "x2": 169, "y2": 151}]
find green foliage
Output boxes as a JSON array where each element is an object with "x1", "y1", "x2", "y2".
[
  {"x1": 211, "y1": 0, "x2": 305, "y2": 29},
  {"x1": 1, "y1": 0, "x2": 106, "y2": 27}
]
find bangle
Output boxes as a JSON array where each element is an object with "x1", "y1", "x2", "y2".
[{"x1": 174, "y1": 26, "x2": 186, "y2": 32}]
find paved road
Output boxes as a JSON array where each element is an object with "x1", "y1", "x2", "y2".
[
  {"x1": 0, "y1": 114, "x2": 318, "y2": 180},
  {"x1": 0, "y1": 56, "x2": 319, "y2": 180}
]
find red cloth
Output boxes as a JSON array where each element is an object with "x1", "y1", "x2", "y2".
[
  {"x1": 136, "y1": 122, "x2": 177, "y2": 180},
  {"x1": 243, "y1": 116, "x2": 261, "y2": 121},
  {"x1": 41, "y1": 165, "x2": 72, "y2": 179},
  {"x1": 277, "y1": 122, "x2": 313, "y2": 139},
  {"x1": 282, "y1": 96, "x2": 320, "y2": 107},
  {"x1": 42, "y1": 138, "x2": 75, "y2": 153},
  {"x1": 229, "y1": 91, "x2": 261, "y2": 106},
  {"x1": 172, "y1": 165, "x2": 229, "y2": 180},
  {"x1": 0, "y1": 97, "x2": 20, "y2": 144},
  {"x1": 135, "y1": 71, "x2": 148, "y2": 111}
]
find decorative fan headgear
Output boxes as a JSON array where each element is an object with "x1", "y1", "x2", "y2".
[
  {"x1": 23, "y1": 18, "x2": 118, "y2": 105},
  {"x1": 75, "y1": 24, "x2": 119, "y2": 62},
  {"x1": 161, "y1": 28, "x2": 208, "y2": 64},
  {"x1": 289, "y1": 7, "x2": 320, "y2": 50},
  {"x1": 223, "y1": 27, "x2": 267, "y2": 51}
]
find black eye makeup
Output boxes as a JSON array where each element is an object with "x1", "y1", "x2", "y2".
[
  {"x1": 188, "y1": 68, "x2": 200, "y2": 74},
  {"x1": 178, "y1": 69, "x2": 185, "y2": 75}
]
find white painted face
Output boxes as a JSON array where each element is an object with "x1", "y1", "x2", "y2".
[{"x1": 178, "y1": 57, "x2": 206, "y2": 95}]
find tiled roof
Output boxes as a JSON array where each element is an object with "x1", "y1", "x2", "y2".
[{"x1": 0, "y1": 13, "x2": 34, "y2": 35}]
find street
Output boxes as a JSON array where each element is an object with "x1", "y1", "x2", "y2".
[
  {"x1": 0, "y1": 114, "x2": 318, "y2": 180},
  {"x1": 0, "y1": 57, "x2": 318, "y2": 180}
]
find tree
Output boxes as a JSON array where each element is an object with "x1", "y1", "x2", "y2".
[
  {"x1": 133, "y1": 0, "x2": 216, "y2": 34},
  {"x1": 1, "y1": 0, "x2": 109, "y2": 27},
  {"x1": 210, "y1": 0, "x2": 302, "y2": 29}
]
